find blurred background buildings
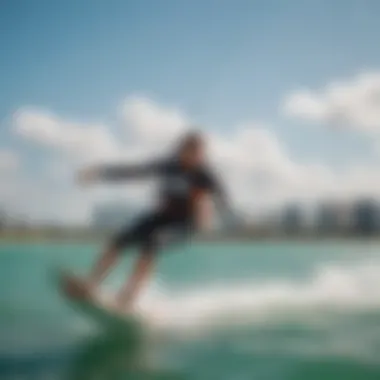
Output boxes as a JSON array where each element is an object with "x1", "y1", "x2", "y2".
[{"x1": 1, "y1": 197, "x2": 380, "y2": 239}]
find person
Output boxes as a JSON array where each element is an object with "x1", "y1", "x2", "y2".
[{"x1": 63, "y1": 131, "x2": 233, "y2": 313}]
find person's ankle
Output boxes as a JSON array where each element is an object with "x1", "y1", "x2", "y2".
[
  {"x1": 117, "y1": 302, "x2": 133, "y2": 314},
  {"x1": 115, "y1": 294, "x2": 132, "y2": 311},
  {"x1": 86, "y1": 277, "x2": 98, "y2": 290}
]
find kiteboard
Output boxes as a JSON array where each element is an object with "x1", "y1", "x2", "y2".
[{"x1": 56, "y1": 269, "x2": 142, "y2": 334}]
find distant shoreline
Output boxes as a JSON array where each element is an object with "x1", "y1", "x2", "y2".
[{"x1": 1, "y1": 229, "x2": 379, "y2": 244}]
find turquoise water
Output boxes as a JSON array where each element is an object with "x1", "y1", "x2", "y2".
[{"x1": 2, "y1": 240, "x2": 380, "y2": 379}]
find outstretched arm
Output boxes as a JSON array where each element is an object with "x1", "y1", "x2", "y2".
[{"x1": 77, "y1": 161, "x2": 164, "y2": 185}]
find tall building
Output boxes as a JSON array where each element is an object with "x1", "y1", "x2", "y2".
[
  {"x1": 282, "y1": 203, "x2": 303, "y2": 233},
  {"x1": 351, "y1": 199, "x2": 379, "y2": 235},
  {"x1": 316, "y1": 202, "x2": 349, "y2": 234}
]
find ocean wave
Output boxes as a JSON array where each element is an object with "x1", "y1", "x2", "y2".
[{"x1": 127, "y1": 258, "x2": 380, "y2": 333}]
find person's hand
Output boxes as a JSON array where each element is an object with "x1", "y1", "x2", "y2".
[{"x1": 76, "y1": 166, "x2": 100, "y2": 186}]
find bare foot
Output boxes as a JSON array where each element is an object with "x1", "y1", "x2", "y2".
[
  {"x1": 113, "y1": 301, "x2": 134, "y2": 316},
  {"x1": 61, "y1": 275, "x2": 94, "y2": 301}
]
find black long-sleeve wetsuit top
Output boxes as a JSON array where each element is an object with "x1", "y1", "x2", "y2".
[{"x1": 98, "y1": 158, "x2": 227, "y2": 224}]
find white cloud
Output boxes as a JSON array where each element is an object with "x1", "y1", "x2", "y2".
[
  {"x1": 13, "y1": 108, "x2": 122, "y2": 163},
  {"x1": 283, "y1": 71, "x2": 380, "y2": 132},
  {"x1": 206, "y1": 126, "x2": 335, "y2": 205},
  {"x1": 0, "y1": 149, "x2": 19, "y2": 171},
  {"x1": 121, "y1": 96, "x2": 188, "y2": 150}
]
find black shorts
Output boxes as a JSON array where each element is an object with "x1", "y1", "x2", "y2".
[{"x1": 110, "y1": 211, "x2": 193, "y2": 252}]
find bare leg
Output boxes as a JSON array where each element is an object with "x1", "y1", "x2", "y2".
[
  {"x1": 115, "y1": 249, "x2": 156, "y2": 312},
  {"x1": 62, "y1": 245, "x2": 121, "y2": 300},
  {"x1": 87, "y1": 245, "x2": 120, "y2": 290}
]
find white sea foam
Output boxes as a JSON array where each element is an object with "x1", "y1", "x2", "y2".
[{"x1": 122, "y1": 258, "x2": 380, "y2": 334}]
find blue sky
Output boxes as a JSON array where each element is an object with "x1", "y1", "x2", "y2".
[{"x1": 1, "y1": 0, "x2": 380, "y2": 222}]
